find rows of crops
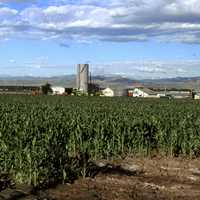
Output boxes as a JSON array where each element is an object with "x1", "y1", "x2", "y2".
[{"x1": 0, "y1": 95, "x2": 200, "y2": 187}]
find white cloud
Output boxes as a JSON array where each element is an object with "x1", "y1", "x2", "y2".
[
  {"x1": 9, "y1": 59, "x2": 16, "y2": 63},
  {"x1": 3, "y1": 57, "x2": 200, "y2": 78},
  {"x1": 24, "y1": 56, "x2": 49, "y2": 69},
  {"x1": 91, "y1": 59, "x2": 200, "y2": 79},
  {"x1": 0, "y1": 0, "x2": 200, "y2": 43},
  {"x1": 0, "y1": 0, "x2": 35, "y2": 3},
  {"x1": 0, "y1": 7, "x2": 18, "y2": 17}
]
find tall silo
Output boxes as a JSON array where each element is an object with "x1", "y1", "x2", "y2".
[{"x1": 76, "y1": 64, "x2": 89, "y2": 93}]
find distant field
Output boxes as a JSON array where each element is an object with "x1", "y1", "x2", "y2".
[{"x1": 0, "y1": 96, "x2": 200, "y2": 187}]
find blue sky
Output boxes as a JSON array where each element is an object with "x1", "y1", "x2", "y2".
[{"x1": 0, "y1": 0, "x2": 200, "y2": 78}]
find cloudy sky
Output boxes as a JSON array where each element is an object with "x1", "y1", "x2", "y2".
[{"x1": 0, "y1": 0, "x2": 200, "y2": 78}]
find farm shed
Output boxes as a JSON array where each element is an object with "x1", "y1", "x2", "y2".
[
  {"x1": 51, "y1": 86, "x2": 65, "y2": 95},
  {"x1": 102, "y1": 88, "x2": 114, "y2": 97},
  {"x1": 130, "y1": 88, "x2": 159, "y2": 98},
  {"x1": 167, "y1": 91, "x2": 192, "y2": 99}
]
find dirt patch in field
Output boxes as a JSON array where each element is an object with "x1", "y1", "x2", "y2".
[{"x1": 1, "y1": 157, "x2": 200, "y2": 200}]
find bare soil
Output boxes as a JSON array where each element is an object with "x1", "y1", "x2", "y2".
[{"x1": 1, "y1": 157, "x2": 200, "y2": 200}]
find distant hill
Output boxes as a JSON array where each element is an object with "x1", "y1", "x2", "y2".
[
  {"x1": 0, "y1": 75, "x2": 199, "y2": 90},
  {"x1": 0, "y1": 75, "x2": 76, "y2": 87},
  {"x1": 91, "y1": 75, "x2": 139, "y2": 89},
  {"x1": 142, "y1": 77, "x2": 200, "y2": 90}
]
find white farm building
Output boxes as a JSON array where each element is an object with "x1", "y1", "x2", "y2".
[
  {"x1": 129, "y1": 88, "x2": 159, "y2": 98},
  {"x1": 102, "y1": 88, "x2": 114, "y2": 97},
  {"x1": 194, "y1": 93, "x2": 200, "y2": 100},
  {"x1": 51, "y1": 86, "x2": 65, "y2": 95}
]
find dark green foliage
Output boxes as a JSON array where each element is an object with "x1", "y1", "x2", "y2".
[
  {"x1": 0, "y1": 96, "x2": 199, "y2": 187},
  {"x1": 0, "y1": 173, "x2": 15, "y2": 191},
  {"x1": 65, "y1": 88, "x2": 73, "y2": 95},
  {"x1": 41, "y1": 83, "x2": 52, "y2": 95}
]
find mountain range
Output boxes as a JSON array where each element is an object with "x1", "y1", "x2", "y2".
[{"x1": 0, "y1": 75, "x2": 199, "y2": 90}]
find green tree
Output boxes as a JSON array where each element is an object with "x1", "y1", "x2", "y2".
[{"x1": 41, "y1": 83, "x2": 52, "y2": 95}]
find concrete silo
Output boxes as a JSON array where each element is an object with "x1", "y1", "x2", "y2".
[{"x1": 76, "y1": 64, "x2": 89, "y2": 93}]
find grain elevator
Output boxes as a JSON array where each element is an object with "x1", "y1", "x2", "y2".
[{"x1": 76, "y1": 64, "x2": 89, "y2": 93}]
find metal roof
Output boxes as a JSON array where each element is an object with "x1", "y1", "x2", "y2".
[{"x1": 138, "y1": 88, "x2": 157, "y2": 95}]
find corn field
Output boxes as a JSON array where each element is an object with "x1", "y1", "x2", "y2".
[{"x1": 0, "y1": 95, "x2": 200, "y2": 187}]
